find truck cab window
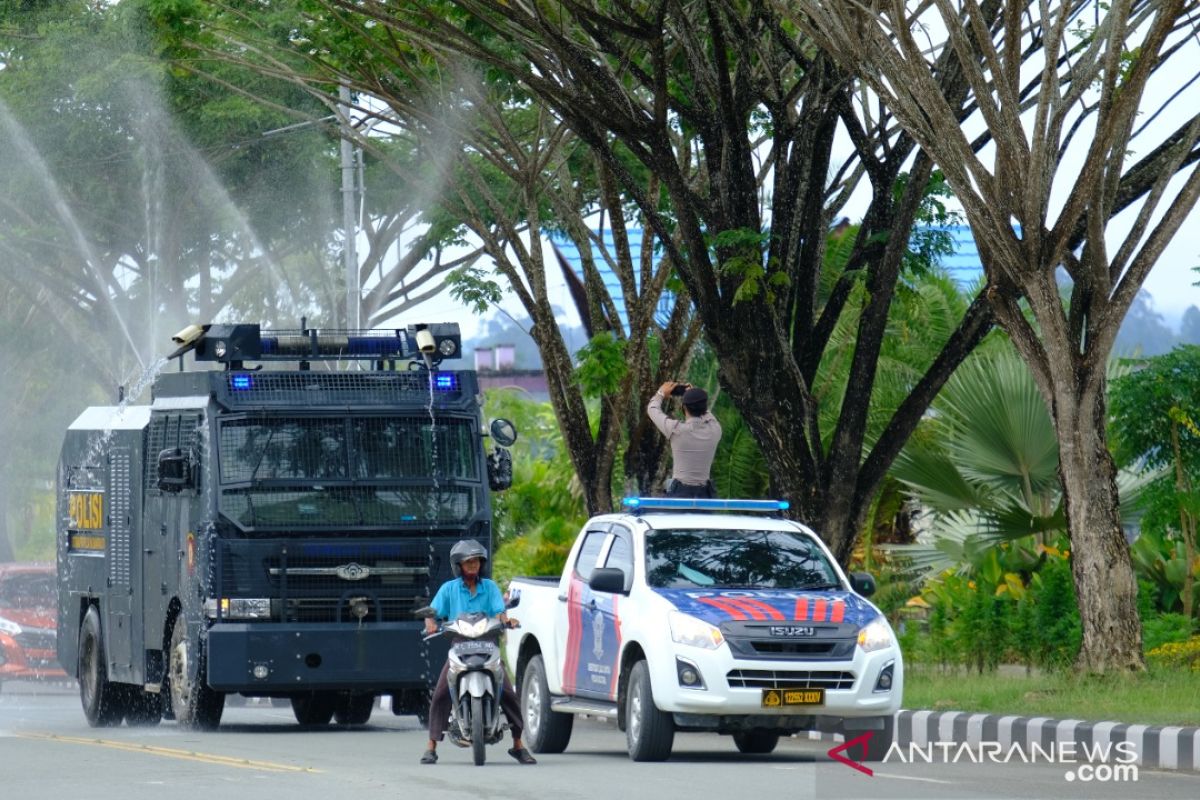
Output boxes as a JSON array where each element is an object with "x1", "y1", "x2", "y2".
[{"x1": 573, "y1": 531, "x2": 608, "y2": 582}]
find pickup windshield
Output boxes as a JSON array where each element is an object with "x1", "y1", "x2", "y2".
[{"x1": 645, "y1": 529, "x2": 841, "y2": 590}]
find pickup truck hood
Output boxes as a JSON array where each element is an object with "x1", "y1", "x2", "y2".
[{"x1": 653, "y1": 588, "x2": 880, "y2": 628}]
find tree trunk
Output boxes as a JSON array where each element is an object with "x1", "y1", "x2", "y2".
[{"x1": 1055, "y1": 381, "x2": 1145, "y2": 672}]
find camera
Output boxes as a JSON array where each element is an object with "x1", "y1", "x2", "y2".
[{"x1": 670, "y1": 383, "x2": 689, "y2": 397}]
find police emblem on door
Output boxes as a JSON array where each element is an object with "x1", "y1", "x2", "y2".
[{"x1": 592, "y1": 608, "x2": 605, "y2": 659}]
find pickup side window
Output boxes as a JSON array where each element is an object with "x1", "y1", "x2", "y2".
[
  {"x1": 603, "y1": 526, "x2": 635, "y2": 590},
  {"x1": 573, "y1": 530, "x2": 609, "y2": 582}
]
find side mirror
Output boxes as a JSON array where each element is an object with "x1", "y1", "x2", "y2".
[
  {"x1": 487, "y1": 447, "x2": 513, "y2": 491},
  {"x1": 157, "y1": 448, "x2": 194, "y2": 493},
  {"x1": 849, "y1": 572, "x2": 877, "y2": 598},
  {"x1": 490, "y1": 418, "x2": 518, "y2": 447},
  {"x1": 589, "y1": 567, "x2": 627, "y2": 594},
  {"x1": 505, "y1": 588, "x2": 521, "y2": 609}
]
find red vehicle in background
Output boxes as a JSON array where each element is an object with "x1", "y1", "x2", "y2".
[{"x1": 0, "y1": 563, "x2": 67, "y2": 689}]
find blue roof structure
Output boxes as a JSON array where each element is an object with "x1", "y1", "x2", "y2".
[
  {"x1": 927, "y1": 224, "x2": 986, "y2": 289},
  {"x1": 550, "y1": 229, "x2": 674, "y2": 331}
]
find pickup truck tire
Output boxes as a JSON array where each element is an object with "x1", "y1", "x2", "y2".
[
  {"x1": 520, "y1": 655, "x2": 573, "y2": 753},
  {"x1": 859, "y1": 716, "x2": 895, "y2": 761},
  {"x1": 78, "y1": 606, "x2": 125, "y2": 727},
  {"x1": 732, "y1": 731, "x2": 779, "y2": 754},
  {"x1": 626, "y1": 660, "x2": 674, "y2": 762}
]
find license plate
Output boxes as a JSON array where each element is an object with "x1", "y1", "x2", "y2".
[
  {"x1": 454, "y1": 641, "x2": 494, "y2": 654},
  {"x1": 761, "y1": 688, "x2": 824, "y2": 707}
]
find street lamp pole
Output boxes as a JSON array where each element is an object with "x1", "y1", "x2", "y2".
[{"x1": 339, "y1": 84, "x2": 360, "y2": 331}]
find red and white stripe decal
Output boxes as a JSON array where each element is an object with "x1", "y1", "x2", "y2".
[
  {"x1": 794, "y1": 597, "x2": 809, "y2": 621},
  {"x1": 726, "y1": 597, "x2": 785, "y2": 621},
  {"x1": 562, "y1": 578, "x2": 582, "y2": 693},
  {"x1": 697, "y1": 596, "x2": 749, "y2": 620}
]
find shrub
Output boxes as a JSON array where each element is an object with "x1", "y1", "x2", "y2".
[{"x1": 1147, "y1": 636, "x2": 1200, "y2": 671}]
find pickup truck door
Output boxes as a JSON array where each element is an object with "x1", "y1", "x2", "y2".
[
  {"x1": 592, "y1": 525, "x2": 634, "y2": 701},
  {"x1": 559, "y1": 525, "x2": 610, "y2": 698}
]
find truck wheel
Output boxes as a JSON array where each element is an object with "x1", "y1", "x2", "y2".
[
  {"x1": 168, "y1": 621, "x2": 224, "y2": 730},
  {"x1": 855, "y1": 716, "x2": 895, "y2": 762},
  {"x1": 520, "y1": 654, "x2": 572, "y2": 753},
  {"x1": 78, "y1": 607, "x2": 125, "y2": 727},
  {"x1": 625, "y1": 660, "x2": 674, "y2": 762},
  {"x1": 122, "y1": 688, "x2": 163, "y2": 727},
  {"x1": 471, "y1": 695, "x2": 486, "y2": 766},
  {"x1": 733, "y1": 731, "x2": 779, "y2": 754},
  {"x1": 334, "y1": 693, "x2": 374, "y2": 725},
  {"x1": 291, "y1": 692, "x2": 336, "y2": 725}
]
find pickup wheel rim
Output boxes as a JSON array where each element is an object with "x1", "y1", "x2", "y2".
[
  {"x1": 524, "y1": 676, "x2": 542, "y2": 737},
  {"x1": 629, "y1": 680, "x2": 644, "y2": 746}
]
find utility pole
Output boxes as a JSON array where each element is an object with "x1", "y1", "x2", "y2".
[{"x1": 339, "y1": 84, "x2": 360, "y2": 331}]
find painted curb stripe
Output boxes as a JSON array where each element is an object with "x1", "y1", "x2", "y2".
[{"x1": 16, "y1": 732, "x2": 317, "y2": 773}]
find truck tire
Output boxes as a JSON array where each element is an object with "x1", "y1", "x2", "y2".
[
  {"x1": 78, "y1": 607, "x2": 125, "y2": 727},
  {"x1": 291, "y1": 692, "x2": 336, "y2": 725},
  {"x1": 168, "y1": 621, "x2": 224, "y2": 730},
  {"x1": 733, "y1": 731, "x2": 779, "y2": 754},
  {"x1": 520, "y1": 654, "x2": 572, "y2": 753},
  {"x1": 122, "y1": 688, "x2": 163, "y2": 726},
  {"x1": 334, "y1": 693, "x2": 374, "y2": 725},
  {"x1": 625, "y1": 660, "x2": 674, "y2": 762},
  {"x1": 471, "y1": 695, "x2": 486, "y2": 766},
  {"x1": 857, "y1": 716, "x2": 895, "y2": 762}
]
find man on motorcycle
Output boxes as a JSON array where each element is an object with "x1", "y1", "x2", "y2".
[{"x1": 421, "y1": 539, "x2": 537, "y2": 765}]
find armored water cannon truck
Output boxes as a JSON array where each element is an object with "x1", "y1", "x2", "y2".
[{"x1": 57, "y1": 322, "x2": 516, "y2": 729}]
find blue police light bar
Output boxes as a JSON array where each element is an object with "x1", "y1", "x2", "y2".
[
  {"x1": 433, "y1": 372, "x2": 458, "y2": 391},
  {"x1": 621, "y1": 497, "x2": 790, "y2": 512},
  {"x1": 230, "y1": 374, "x2": 253, "y2": 391}
]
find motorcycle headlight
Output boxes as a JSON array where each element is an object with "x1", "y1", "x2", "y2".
[
  {"x1": 669, "y1": 611, "x2": 724, "y2": 650},
  {"x1": 857, "y1": 617, "x2": 894, "y2": 653},
  {"x1": 0, "y1": 616, "x2": 22, "y2": 636}
]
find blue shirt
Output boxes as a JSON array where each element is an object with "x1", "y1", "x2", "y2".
[{"x1": 430, "y1": 576, "x2": 505, "y2": 620}]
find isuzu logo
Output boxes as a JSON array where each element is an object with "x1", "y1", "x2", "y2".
[
  {"x1": 768, "y1": 625, "x2": 817, "y2": 637},
  {"x1": 335, "y1": 562, "x2": 369, "y2": 581}
]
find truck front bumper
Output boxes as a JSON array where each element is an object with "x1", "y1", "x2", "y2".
[
  {"x1": 653, "y1": 644, "x2": 903, "y2": 721},
  {"x1": 206, "y1": 622, "x2": 447, "y2": 692}
]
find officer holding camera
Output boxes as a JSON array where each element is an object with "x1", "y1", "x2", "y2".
[{"x1": 647, "y1": 381, "x2": 722, "y2": 498}]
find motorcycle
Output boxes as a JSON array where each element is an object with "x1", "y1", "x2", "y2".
[{"x1": 417, "y1": 591, "x2": 520, "y2": 766}]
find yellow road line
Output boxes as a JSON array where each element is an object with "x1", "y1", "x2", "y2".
[{"x1": 16, "y1": 732, "x2": 319, "y2": 773}]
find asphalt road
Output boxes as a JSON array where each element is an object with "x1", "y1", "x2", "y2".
[{"x1": 1, "y1": 681, "x2": 1196, "y2": 800}]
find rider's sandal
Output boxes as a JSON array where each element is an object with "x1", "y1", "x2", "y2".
[
  {"x1": 420, "y1": 750, "x2": 438, "y2": 765},
  {"x1": 508, "y1": 747, "x2": 537, "y2": 765}
]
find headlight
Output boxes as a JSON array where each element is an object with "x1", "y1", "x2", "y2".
[
  {"x1": 203, "y1": 598, "x2": 272, "y2": 620},
  {"x1": 669, "y1": 611, "x2": 724, "y2": 649},
  {"x1": 857, "y1": 617, "x2": 894, "y2": 653},
  {"x1": 0, "y1": 616, "x2": 22, "y2": 636}
]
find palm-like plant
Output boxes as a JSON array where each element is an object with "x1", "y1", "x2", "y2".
[{"x1": 888, "y1": 344, "x2": 1153, "y2": 576}]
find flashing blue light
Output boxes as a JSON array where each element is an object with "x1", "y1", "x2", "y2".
[
  {"x1": 433, "y1": 373, "x2": 458, "y2": 391},
  {"x1": 621, "y1": 497, "x2": 789, "y2": 512},
  {"x1": 230, "y1": 374, "x2": 253, "y2": 391}
]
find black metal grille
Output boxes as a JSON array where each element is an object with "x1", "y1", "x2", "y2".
[
  {"x1": 145, "y1": 413, "x2": 204, "y2": 493},
  {"x1": 747, "y1": 641, "x2": 839, "y2": 656},
  {"x1": 216, "y1": 372, "x2": 464, "y2": 407},
  {"x1": 726, "y1": 669, "x2": 856, "y2": 690},
  {"x1": 220, "y1": 487, "x2": 475, "y2": 528},
  {"x1": 217, "y1": 539, "x2": 436, "y2": 623}
]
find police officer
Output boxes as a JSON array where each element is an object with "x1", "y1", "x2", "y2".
[
  {"x1": 420, "y1": 539, "x2": 536, "y2": 765},
  {"x1": 647, "y1": 381, "x2": 722, "y2": 498}
]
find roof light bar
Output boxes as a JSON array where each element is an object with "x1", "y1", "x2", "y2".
[{"x1": 621, "y1": 497, "x2": 790, "y2": 512}]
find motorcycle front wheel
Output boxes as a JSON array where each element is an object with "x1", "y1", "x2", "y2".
[{"x1": 471, "y1": 695, "x2": 486, "y2": 766}]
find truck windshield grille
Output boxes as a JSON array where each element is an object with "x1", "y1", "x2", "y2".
[{"x1": 217, "y1": 416, "x2": 478, "y2": 529}]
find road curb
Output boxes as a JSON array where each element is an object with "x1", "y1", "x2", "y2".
[{"x1": 801, "y1": 711, "x2": 1200, "y2": 772}]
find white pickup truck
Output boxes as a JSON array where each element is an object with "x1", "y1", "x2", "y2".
[{"x1": 504, "y1": 497, "x2": 903, "y2": 762}]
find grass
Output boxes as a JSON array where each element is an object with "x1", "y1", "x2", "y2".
[{"x1": 904, "y1": 665, "x2": 1200, "y2": 727}]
